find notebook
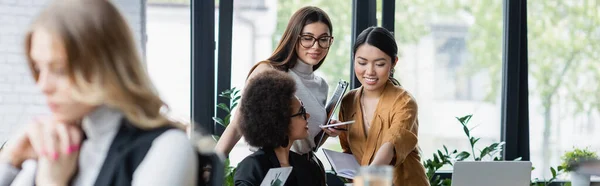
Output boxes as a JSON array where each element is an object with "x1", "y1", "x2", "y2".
[
  {"x1": 313, "y1": 80, "x2": 349, "y2": 152},
  {"x1": 260, "y1": 167, "x2": 293, "y2": 186},
  {"x1": 322, "y1": 148, "x2": 360, "y2": 179}
]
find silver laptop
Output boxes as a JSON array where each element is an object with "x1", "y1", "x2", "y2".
[{"x1": 452, "y1": 161, "x2": 532, "y2": 186}]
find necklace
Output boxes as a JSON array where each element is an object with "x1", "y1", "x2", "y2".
[{"x1": 361, "y1": 93, "x2": 371, "y2": 129}]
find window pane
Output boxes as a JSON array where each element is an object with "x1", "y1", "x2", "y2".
[
  {"x1": 146, "y1": 1, "x2": 191, "y2": 120},
  {"x1": 227, "y1": 0, "x2": 352, "y2": 169},
  {"x1": 527, "y1": 0, "x2": 600, "y2": 180},
  {"x1": 394, "y1": 1, "x2": 503, "y2": 170}
]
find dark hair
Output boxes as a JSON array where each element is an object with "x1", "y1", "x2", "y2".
[
  {"x1": 239, "y1": 69, "x2": 297, "y2": 148},
  {"x1": 353, "y1": 26, "x2": 401, "y2": 86},
  {"x1": 267, "y1": 6, "x2": 333, "y2": 72}
]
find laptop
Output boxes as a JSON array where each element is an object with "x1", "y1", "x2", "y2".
[{"x1": 452, "y1": 161, "x2": 532, "y2": 186}]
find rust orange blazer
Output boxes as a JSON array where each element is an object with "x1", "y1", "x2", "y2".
[{"x1": 339, "y1": 80, "x2": 429, "y2": 186}]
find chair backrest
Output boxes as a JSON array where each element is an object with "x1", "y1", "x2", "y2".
[
  {"x1": 451, "y1": 161, "x2": 532, "y2": 186},
  {"x1": 198, "y1": 152, "x2": 224, "y2": 186}
]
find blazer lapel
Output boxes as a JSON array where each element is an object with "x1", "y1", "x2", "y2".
[
  {"x1": 93, "y1": 119, "x2": 136, "y2": 186},
  {"x1": 347, "y1": 88, "x2": 366, "y2": 163}
]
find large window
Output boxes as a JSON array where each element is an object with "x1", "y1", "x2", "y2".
[
  {"x1": 146, "y1": 1, "x2": 191, "y2": 121},
  {"x1": 527, "y1": 0, "x2": 600, "y2": 180},
  {"x1": 393, "y1": 1, "x2": 503, "y2": 170}
]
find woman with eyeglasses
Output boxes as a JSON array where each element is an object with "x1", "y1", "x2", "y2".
[
  {"x1": 234, "y1": 69, "x2": 321, "y2": 186},
  {"x1": 216, "y1": 6, "x2": 338, "y2": 185}
]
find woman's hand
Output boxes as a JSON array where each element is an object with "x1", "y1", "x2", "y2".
[
  {"x1": 322, "y1": 119, "x2": 343, "y2": 137},
  {"x1": 32, "y1": 118, "x2": 83, "y2": 186},
  {"x1": 0, "y1": 118, "x2": 46, "y2": 168}
]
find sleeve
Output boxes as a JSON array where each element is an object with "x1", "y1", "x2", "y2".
[
  {"x1": 0, "y1": 162, "x2": 19, "y2": 186},
  {"x1": 233, "y1": 157, "x2": 264, "y2": 186},
  {"x1": 132, "y1": 129, "x2": 198, "y2": 186},
  {"x1": 382, "y1": 96, "x2": 419, "y2": 164},
  {"x1": 338, "y1": 101, "x2": 352, "y2": 155}
]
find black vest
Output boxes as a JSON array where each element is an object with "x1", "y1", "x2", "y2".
[{"x1": 93, "y1": 119, "x2": 223, "y2": 186}]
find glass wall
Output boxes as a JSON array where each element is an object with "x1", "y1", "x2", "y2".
[
  {"x1": 146, "y1": 0, "x2": 191, "y2": 121},
  {"x1": 527, "y1": 0, "x2": 600, "y2": 180},
  {"x1": 393, "y1": 1, "x2": 503, "y2": 170}
]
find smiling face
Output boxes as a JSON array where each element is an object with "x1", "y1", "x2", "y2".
[
  {"x1": 28, "y1": 28, "x2": 96, "y2": 123},
  {"x1": 295, "y1": 22, "x2": 332, "y2": 66},
  {"x1": 354, "y1": 44, "x2": 397, "y2": 93}
]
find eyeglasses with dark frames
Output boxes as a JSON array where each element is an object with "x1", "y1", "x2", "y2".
[
  {"x1": 298, "y1": 35, "x2": 334, "y2": 49},
  {"x1": 290, "y1": 104, "x2": 308, "y2": 120}
]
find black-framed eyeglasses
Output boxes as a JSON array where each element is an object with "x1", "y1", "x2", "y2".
[
  {"x1": 290, "y1": 105, "x2": 307, "y2": 120},
  {"x1": 298, "y1": 35, "x2": 334, "y2": 49}
]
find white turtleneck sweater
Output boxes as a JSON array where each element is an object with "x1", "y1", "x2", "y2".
[
  {"x1": 288, "y1": 60, "x2": 329, "y2": 154},
  {"x1": 0, "y1": 107, "x2": 198, "y2": 186}
]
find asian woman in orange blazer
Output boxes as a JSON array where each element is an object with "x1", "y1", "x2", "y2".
[{"x1": 338, "y1": 27, "x2": 429, "y2": 186}]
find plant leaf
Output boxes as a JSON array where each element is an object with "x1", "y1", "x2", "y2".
[
  {"x1": 232, "y1": 96, "x2": 241, "y2": 105},
  {"x1": 514, "y1": 157, "x2": 522, "y2": 161},
  {"x1": 218, "y1": 103, "x2": 230, "y2": 112},
  {"x1": 456, "y1": 151, "x2": 471, "y2": 161},
  {"x1": 442, "y1": 179, "x2": 452, "y2": 186},
  {"x1": 224, "y1": 114, "x2": 231, "y2": 126},
  {"x1": 471, "y1": 137, "x2": 481, "y2": 146},
  {"x1": 213, "y1": 117, "x2": 224, "y2": 126},
  {"x1": 462, "y1": 124, "x2": 470, "y2": 138},
  {"x1": 212, "y1": 135, "x2": 220, "y2": 142},
  {"x1": 550, "y1": 167, "x2": 557, "y2": 178},
  {"x1": 438, "y1": 150, "x2": 445, "y2": 160},
  {"x1": 443, "y1": 145, "x2": 448, "y2": 154},
  {"x1": 480, "y1": 146, "x2": 491, "y2": 159},
  {"x1": 456, "y1": 114, "x2": 472, "y2": 126}
]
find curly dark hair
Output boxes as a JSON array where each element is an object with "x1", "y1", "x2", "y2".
[{"x1": 240, "y1": 69, "x2": 297, "y2": 148}]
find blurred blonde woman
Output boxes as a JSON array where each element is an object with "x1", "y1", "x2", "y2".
[{"x1": 0, "y1": 0, "x2": 198, "y2": 185}]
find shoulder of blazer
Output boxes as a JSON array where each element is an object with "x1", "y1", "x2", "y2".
[{"x1": 379, "y1": 83, "x2": 417, "y2": 112}]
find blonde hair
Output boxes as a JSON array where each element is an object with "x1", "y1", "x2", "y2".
[{"x1": 25, "y1": 0, "x2": 182, "y2": 129}]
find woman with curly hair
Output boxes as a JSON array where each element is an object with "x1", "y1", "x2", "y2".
[{"x1": 234, "y1": 69, "x2": 321, "y2": 186}]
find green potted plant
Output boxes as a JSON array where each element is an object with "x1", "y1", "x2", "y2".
[
  {"x1": 422, "y1": 115, "x2": 506, "y2": 186},
  {"x1": 212, "y1": 87, "x2": 242, "y2": 186},
  {"x1": 560, "y1": 147, "x2": 598, "y2": 186}
]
